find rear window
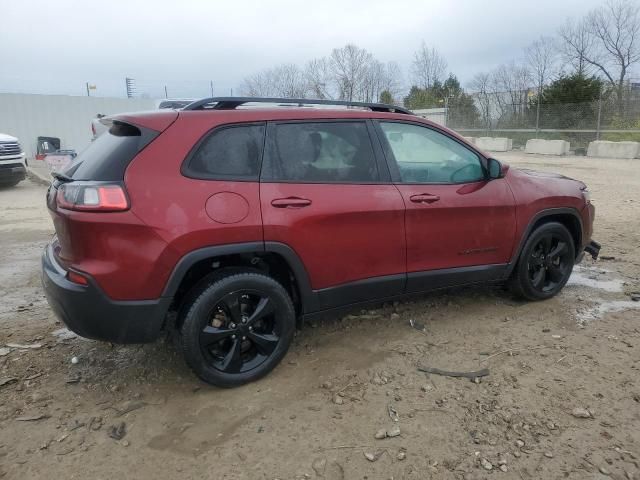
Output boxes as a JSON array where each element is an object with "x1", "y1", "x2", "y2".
[
  {"x1": 64, "y1": 122, "x2": 157, "y2": 181},
  {"x1": 183, "y1": 124, "x2": 265, "y2": 180}
]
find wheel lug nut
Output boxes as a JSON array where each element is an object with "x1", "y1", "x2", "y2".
[
  {"x1": 231, "y1": 334, "x2": 236, "y2": 340},
  {"x1": 248, "y1": 326, "x2": 253, "y2": 332},
  {"x1": 242, "y1": 336, "x2": 246, "y2": 341},
  {"x1": 229, "y1": 323, "x2": 236, "y2": 329}
]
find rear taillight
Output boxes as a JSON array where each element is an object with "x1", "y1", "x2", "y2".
[{"x1": 56, "y1": 182, "x2": 129, "y2": 212}]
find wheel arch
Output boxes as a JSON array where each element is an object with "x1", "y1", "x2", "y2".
[
  {"x1": 506, "y1": 207, "x2": 583, "y2": 277},
  {"x1": 163, "y1": 242, "x2": 316, "y2": 321}
]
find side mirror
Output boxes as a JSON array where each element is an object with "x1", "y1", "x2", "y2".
[{"x1": 487, "y1": 158, "x2": 503, "y2": 179}]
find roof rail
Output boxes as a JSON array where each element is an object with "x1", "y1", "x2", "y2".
[{"x1": 182, "y1": 96, "x2": 413, "y2": 115}]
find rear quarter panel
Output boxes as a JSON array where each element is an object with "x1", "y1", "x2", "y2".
[{"x1": 124, "y1": 112, "x2": 264, "y2": 299}]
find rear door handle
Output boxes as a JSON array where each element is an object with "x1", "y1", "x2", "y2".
[
  {"x1": 410, "y1": 194, "x2": 440, "y2": 204},
  {"x1": 271, "y1": 197, "x2": 312, "y2": 208}
]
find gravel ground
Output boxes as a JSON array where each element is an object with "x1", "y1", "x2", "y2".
[{"x1": 0, "y1": 153, "x2": 639, "y2": 480}]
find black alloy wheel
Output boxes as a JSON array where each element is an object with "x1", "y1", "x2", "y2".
[
  {"x1": 180, "y1": 271, "x2": 295, "y2": 387},
  {"x1": 200, "y1": 290, "x2": 280, "y2": 374},
  {"x1": 527, "y1": 234, "x2": 572, "y2": 293},
  {"x1": 511, "y1": 222, "x2": 575, "y2": 301}
]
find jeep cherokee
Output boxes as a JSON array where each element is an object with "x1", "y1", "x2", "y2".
[{"x1": 41, "y1": 97, "x2": 600, "y2": 387}]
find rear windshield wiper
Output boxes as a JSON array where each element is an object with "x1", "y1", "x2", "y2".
[{"x1": 51, "y1": 172, "x2": 73, "y2": 183}]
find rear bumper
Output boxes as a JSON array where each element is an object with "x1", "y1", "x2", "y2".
[{"x1": 41, "y1": 243, "x2": 170, "y2": 343}]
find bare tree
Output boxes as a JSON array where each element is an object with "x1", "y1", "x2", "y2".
[
  {"x1": 558, "y1": 18, "x2": 595, "y2": 76},
  {"x1": 305, "y1": 58, "x2": 333, "y2": 99},
  {"x1": 526, "y1": 36, "x2": 557, "y2": 92},
  {"x1": 329, "y1": 44, "x2": 373, "y2": 101},
  {"x1": 587, "y1": 0, "x2": 639, "y2": 114},
  {"x1": 491, "y1": 62, "x2": 532, "y2": 125},
  {"x1": 411, "y1": 42, "x2": 447, "y2": 89},
  {"x1": 241, "y1": 64, "x2": 307, "y2": 98},
  {"x1": 561, "y1": 0, "x2": 640, "y2": 115},
  {"x1": 468, "y1": 72, "x2": 492, "y2": 128},
  {"x1": 526, "y1": 36, "x2": 557, "y2": 130}
]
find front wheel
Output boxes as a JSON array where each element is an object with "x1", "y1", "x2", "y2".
[
  {"x1": 180, "y1": 271, "x2": 295, "y2": 387},
  {"x1": 510, "y1": 222, "x2": 575, "y2": 301}
]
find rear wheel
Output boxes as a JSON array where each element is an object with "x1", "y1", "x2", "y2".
[
  {"x1": 180, "y1": 271, "x2": 295, "y2": 387},
  {"x1": 510, "y1": 222, "x2": 575, "y2": 301}
]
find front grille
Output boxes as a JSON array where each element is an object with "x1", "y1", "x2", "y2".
[{"x1": 0, "y1": 142, "x2": 23, "y2": 156}]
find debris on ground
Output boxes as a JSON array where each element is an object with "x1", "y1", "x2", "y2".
[
  {"x1": 571, "y1": 407, "x2": 593, "y2": 419},
  {"x1": 52, "y1": 328, "x2": 77, "y2": 341},
  {"x1": 0, "y1": 347, "x2": 11, "y2": 356},
  {"x1": 386, "y1": 425, "x2": 401, "y2": 437},
  {"x1": 112, "y1": 400, "x2": 146, "y2": 417},
  {"x1": 16, "y1": 414, "x2": 49, "y2": 422},
  {"x1": 480, "y1": 458, "x2": 493, "y2": 470},
  {"x1": 311, "y1": 457, "x2": 327, "y2": 476},
  {"x1": 363, "y1": 450, "x2": 384, "y2": 462},
  {"x1": 108, "y1": 422, "x2": 127, "y2": 440},
  {"x1": 387, "y1": 404, "x2": 399, "y2": 422},
  {"x1": 6, "y1": 343, "x2": 42, "y2": 349},
  {"x1": 0, "y1": 377, "x2": 18, "y2": 387},
  {"x1": 409, "y1": 319, "x2": 427, "y2": 332},
  {"x1": 417, "y1": 365, "x2": 490, "y2": 379}
]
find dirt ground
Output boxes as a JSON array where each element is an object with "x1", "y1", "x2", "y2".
[{"x1": 1, "y1": 153, "x2": 639, "y2": 480}]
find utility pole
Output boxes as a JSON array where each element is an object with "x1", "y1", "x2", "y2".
[
  {"x1": 164, "y1": 86, "x2": 168, "y2": 99},
  {"x1": 230, "y1": 88, "x2": 233, "y2": 97},
  {"x1": 596, "y1": 86, "x2": 603, "y2": 141},
  {"x1": 210, "y1": 81, "x2": 214, "y2": 96},
  {"x1": 86, "y1": 82, "x2": 90, "y2": 97},
  {"x1": 535, "y1": 91, "x2": 541, "y2": 135}
]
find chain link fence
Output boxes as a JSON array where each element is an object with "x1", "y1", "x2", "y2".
[{"x1": 446, "y1": 90, "x2": 640, "y2": 152}]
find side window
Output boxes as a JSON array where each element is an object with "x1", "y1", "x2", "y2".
[
  {"x1": 185, "y1": 124, "x2": 265, "y2": 180},
  {"x1": 262, "y1": 122, "x2": 379, "y2": 183},
  {"x1": 379, "y1": 122, "x2": 484, "y2": 184}
]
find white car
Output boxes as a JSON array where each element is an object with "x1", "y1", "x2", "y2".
[{"x1": 0, "y1": 133, "x2": 26, "y2": 187}]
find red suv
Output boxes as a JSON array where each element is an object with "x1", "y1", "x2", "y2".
[{"x1": 42, "y1": 97, "x2": 600, "y2": 387}]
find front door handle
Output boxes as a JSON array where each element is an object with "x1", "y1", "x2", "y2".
[
  {"x1": 410, "y1": 194, "x2": 440, "y2": 204},
  {"x1": 271, "y1": 197, "x2": 312, "y2": 208}
]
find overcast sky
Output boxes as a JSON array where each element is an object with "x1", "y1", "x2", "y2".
[{"x1": 1, "y1": 0, "x2": 608, "y2": 99}]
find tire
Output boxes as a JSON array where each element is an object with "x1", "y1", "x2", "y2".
[
  {"x1": 510, "y1": 222, "x2": 575, "y2": 301},
  {"x1": 180, "y1": 271, "x2": 295, "y2": 387}
]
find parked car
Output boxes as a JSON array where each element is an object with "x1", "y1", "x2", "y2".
[
  {"x1": 41, "y1": 97, "x2": 600, "y2": 387},
  {"x1": 0, "y1": 133, "x2": 27, "y2": 187},
  {"x1": 155, "y1": 98, "x2": 196, "y2": 109}
]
